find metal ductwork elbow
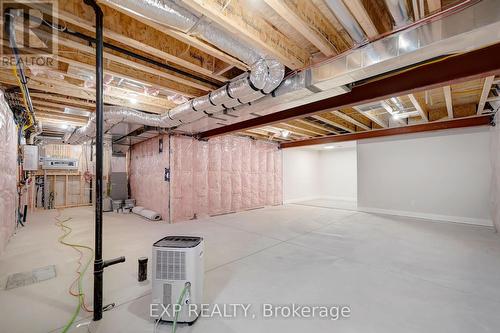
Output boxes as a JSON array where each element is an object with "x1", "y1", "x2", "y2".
[{"x1": 67, "y1": 0, "x2": 285, "y2": 144}]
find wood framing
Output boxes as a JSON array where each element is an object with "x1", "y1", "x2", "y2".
[
  {"x1": 99, "y1": 1, "x2": 248, "y2": 72},
  {"x1": 408, "y1": 94, "x2": 429, "y2": 122},
  {"x1": 427, "y1": 0, "x2": 442, "y2": 13},
  {"x1": 29, "y1": 93, "x2": 96, "y2": 109},
  {"x1": 280, "y1": 120, "x2": 329, "y2": 136},
  {"x1": 281, "y1": 115, "x2": 493, "y2": 148},
  {"x1": 263, "y1": 0, "x2": 351, "y2": 56},
  {"x1": 293, "y1": 119, "x2": 340, "y2": 135},
  {"x1": 311, "y1": 114, "x2": 355, "y2": 133},
  {"x1": 342, "y1": 0, "x2": 379, "y2": 38},
  {"x1": 198, "y1": 42, "x2": 500, "y2": 138},
  {"x1": 0, "y1": 71, "x2": 168, "y2": 113},
  {"x1": 330, "y1": 110, "x2": 369, "y2": 130},
  {"x1": 355, "y1": 108, "x2": 388, "y2": 128},
  {"x1": 44, "y1": 1, "x2": 229, "y2": 82},
  {"x1": 477, "y1": 76, "x2": 494, "y2": 114},
  {"x1": 443, "y1": 85, "x2": 453, "y2": 118},
  {"x1": 181, "y1": 0, "x2": 309, "y2": 69}
]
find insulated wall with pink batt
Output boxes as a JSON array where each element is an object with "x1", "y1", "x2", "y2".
[
  {"x1": 0, "y1": 93, "x2": 18, "y2": 254},
  {"x1": 129, "y1": 134, "x2": 170, "y2": 221},
  {"x1": 170, "y1": 135, "x2": 283, "y2": 222}
]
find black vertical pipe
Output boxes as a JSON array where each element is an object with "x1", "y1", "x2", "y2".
[
  {"x1": 83, "y1": 0, "x2": 104, "y2": 321},
  {"x1": 84, "y1": 1, "x2": 125, "y2": 321}
]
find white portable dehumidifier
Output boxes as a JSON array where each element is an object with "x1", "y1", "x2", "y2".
[{"x1": 152, "y1": 236, "x2": 204, "y2": 325}]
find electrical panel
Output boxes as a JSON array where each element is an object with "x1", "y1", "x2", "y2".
[
  {"x1": 42, "y1": 158, "x2": 79, "y2": 170},
  {"x1": 22, "y1": 145, "x2": 39, "y2": 171}
]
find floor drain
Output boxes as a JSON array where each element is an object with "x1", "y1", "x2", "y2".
[{"x1": 5, "y1": 265, "x2": 57, "y2": 290}]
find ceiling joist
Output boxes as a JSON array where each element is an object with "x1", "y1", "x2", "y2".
[
  {"x1": 477, "y1": 76, "x2": 495, "y2": 114},
  {"x1": 443, "y1": 85, "x2": 454, "y2": 118},
  {"x1": 263, "y1": 0, "x2": 351, "y2": 57},
  {"x1": 0, "y1": 71, "x2": 167, "y2": 114},
  {"x1": 47, "y1": 1, "x2": 229, "y2": 82},
  {"x1": 331, "y1": 110, "x2": 371, "y2": 130},
  {"x1": 181, "y1": 0, "x2": 309, "y2": 69}
]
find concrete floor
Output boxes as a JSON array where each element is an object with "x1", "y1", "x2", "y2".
[
  {"x1": 294, "y1": 198, "x2": 358, "y2": 211},
  {"x1": 1, "y1": 205, "x2": 500, "y2": 333}
]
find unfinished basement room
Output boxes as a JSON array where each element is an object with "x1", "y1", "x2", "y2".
[{"x1": 1, "y1": 0, "x2": 500, "y2": 332}]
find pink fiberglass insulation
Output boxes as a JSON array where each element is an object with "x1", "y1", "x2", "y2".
[
  {"x1": 129, "y1": 134, "x2": 169, "y2": 221},
  {"x1": 170, "y1": 135, "x2": 282, "y2": 223},
  {"x1": 0, "y1": 94, "x2": 17, "y2": 254}
]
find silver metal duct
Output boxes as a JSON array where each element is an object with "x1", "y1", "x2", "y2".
[
  {"x1": 324, "y1": 0, "x2": 366, "y2": 43},
  {"x1": 104, "y1": 0, "x2": 285, "y2": 98},
  {"x1": 67, "y1": 0, "x2": 285, "y2": 144},
  {"x1": 384, "y1": 0, "x2": 412, "y2": 27},
  {"x1": 65, "y1": 107, "x2": 176, "y2": 144},
  {"x1": 177, "y1": 0, "x2": 500, "y2": 133},
  {"x1": 68, "y1": 0, "x2": 500, "y2": 142}
]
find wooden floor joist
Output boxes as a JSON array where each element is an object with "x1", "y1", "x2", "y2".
[
  {"x1": 198, "y1": 42, "x2": 500, "y2": 138},
  {"x1": 41, "y1": 1, "x2": 230, "y2": 82},
  {"x1": 181, "y1": 0, "x2": 309, "y2": 69},
  {"x1": 280, "y1": 115, "x2": 493, "y2": 148}
]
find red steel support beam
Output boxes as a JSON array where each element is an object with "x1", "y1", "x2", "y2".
[
  {"x1": 280, "y1": 115, "x2": 493, "y2": 148},
  {"x1": 199, "y1": 42, "x2": 500, "y2": 138}
]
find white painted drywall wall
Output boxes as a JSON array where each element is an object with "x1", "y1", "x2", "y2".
[
  {"x1": 319, "y1": 148, "x2": 357, "y2": 201},
  {"x1": 283, "y1": 145, "x2": 358, "y2": 203},
  {"x1": 490, "y1": 112, "x2": 500, "y2": 232},
  {"x1": 357, "y1": 127, "x2": 492, "y2": 226},
  {"x1": 283, "y1": 149, "x2": 320, "y2": 203}
]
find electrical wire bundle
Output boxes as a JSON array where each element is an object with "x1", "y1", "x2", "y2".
[{"x1": 54, "y1": 210, "x2": 94, "y2": 333}]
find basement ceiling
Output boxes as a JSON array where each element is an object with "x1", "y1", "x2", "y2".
[{"x1": 0, "y1": 0, "x2": 494, "y2": 145}]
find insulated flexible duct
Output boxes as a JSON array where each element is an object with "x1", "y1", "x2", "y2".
[{"x1": 67, "y1": 0, "x2": 285, "y2": 144}]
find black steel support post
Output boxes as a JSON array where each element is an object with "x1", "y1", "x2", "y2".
[{"x1": 83, "y1": 0, "x2": 125, "y2": 322}]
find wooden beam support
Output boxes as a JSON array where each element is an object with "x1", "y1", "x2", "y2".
[
  {"x1": 281, "y1": 115, "x2": 493, "y2": 148},
  {"x1": 443, "y1": 85, "x2": 453, "y2": 118},
  {"x1": 0, "y1": 71, "x2": 168, "y2": 113},
  {"x1": 360, "y1": 0, "x2": 393, "y2": 34},
  {"x1": 276, "y1": 122, "x2": 322, "y2": 137},
  {"x1": 48, "y1": 33, "x2": 212, "y2": 93},
  {"x1": 55, "y1": 49, "x2": 205, "y2": 98},
  {"x1": 412, "y1": 0, "x2": 421, "y2": 20},
  {"x1": 30, "y1": 93, "x2": 96, "y2": 109},
  {"x1": 181, "y1": 0, "x2": 309, "y2": 69},
  {"x1": 287, "y1": 119, "x2": 333, "y2": 135},
  {"x1": 265, "y1": 125, "x2": 309, "y2": 138},
  {"x1": 263, "y1": 0, "x2": 350, "y2": 56},
  {"x1": 243, "y1": 130, "x2": 287, "y2": 141},
  {"x1": 0, "y1": 19, "x2": 212, "y2": 95},
  {"x1": 331, "y1": 110, "x2": 371, "y2": 130},
  {"x1": 342, "y1": 0, "x2": 378, "y2": 38},
  {"x1": 311, "y1": 114, "x2": 355, "y2": 132},
  {"x1": 38, "y1": 116, "x2": 87, "y2": 126},
  {"x1": 427, "y1": 0, "x2": 441, "y2": 13},
  {"x1": 477, "y1": 76, "x2": 494, "y2": 114},
  {"x1": 352, "y1": 107, "x2": 388, "y2": 128},
  {"x1": 213, "y1": 63, "x2": 235, "y2": 77},
  {"x1": 408, "y1": 94, "x2": 429, "y2": 121},
  {"x1": 99, "y1": 1, "x2": 248, "y2": 72},
  {"x1": 198, "y1": 42, "x2": 500, "y2": 138},
  {"x1": 294, "y1": 119, "x2": 340, "y2": 134},
  {"x1": 44, "y1": 1, "x2": 229, "y2": 82},
  {"x1": 35, "y1": 111, "x2": 87, "y2": 123}
]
